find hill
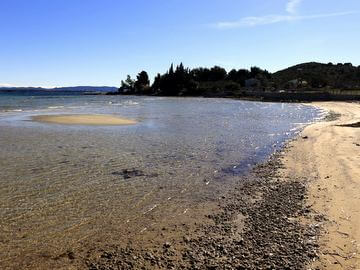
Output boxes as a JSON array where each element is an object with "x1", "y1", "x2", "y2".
[
  {"x1": 116, "y1": 62, "x2": 360, "y2": 98},
  {"x1": 273, "y1": 62, "x2": 360, "y2": 90},
  {"x1": 53, "y1": 86, "x2": 117, "y2": 92}
]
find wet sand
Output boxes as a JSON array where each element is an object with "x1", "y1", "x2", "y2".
[
  {"x1": 3, "y1": 101, "x2": 358, "y2": 269},
  {"x1": 281, "y1": 102, "x2": 360, "y2": 269},
  {"x1": 83, "y1": 150, "x2": 322, "y2": 270},
  {"x1": 84, "y1": 101, "x2": 360, "y2": 269},
  {"x1": 32, "y1": 114, "x2": 137, "y2": 125},
  {"x1": 2, "y1": 99, "x2": 321, "y2": 269}
]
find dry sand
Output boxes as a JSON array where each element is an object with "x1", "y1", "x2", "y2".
[
  {"x1": 280, "y1": 102, "x2": 360, "y2": 269},
  {"x1": 32, "y1": 114, "x2": 137, "y2": 126}
]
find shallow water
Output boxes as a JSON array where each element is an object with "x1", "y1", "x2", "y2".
[{"x1": 0, "y1": 92, "x2": 322, "y2": 265}]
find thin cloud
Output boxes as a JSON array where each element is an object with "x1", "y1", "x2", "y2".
[
  {"x1": 0, "y1": 83, "x2": 17, "y2": 87},
  {"x1": 215, "y1": 11, "x2": 357, "y2": 29},
  {"x1": 213, "y1": 0, "x2": 357, "y2": 29},
  {"x1": 286, "y1": 0, "x2": 303, "y2": 14},
  {"x1": 216, "y1": 15, "x2": 294, "y2": 28}
]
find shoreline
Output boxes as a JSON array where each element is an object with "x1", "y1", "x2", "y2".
[
  {"x1": 80, "y1": 108, "x2": 329, "y2": 269},
  {"x1": 107, "y1": 92, "x2": 360, "y2": 103},
  {"x1": 83, "y1": 151, "x2": 322, "y2": 269},
  {"x1": 2, "y1": 101, "x2": 358, "y2": 269},
  {"x1": 280, "y1": 101, "x2": 360, "y2": 269},
  {"x1": 85, "y1": 101, "x2": 360, "y2": 269}
]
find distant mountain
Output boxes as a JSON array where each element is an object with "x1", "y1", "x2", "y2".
[
  {"x1": 0, "y1": 86, "x2": 117, "y2": 92},
  {"x1": 0, "y1": 87, "x2": 46, "y2": 91},
  {"x1": 52, "y1": 86, "x2": 117, "y2": 92},
  {"x1": 273, "y1": 62, "x2": 360, "y2": 89}
]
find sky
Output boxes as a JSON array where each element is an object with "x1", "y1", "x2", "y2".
[{"x1": 0, "y1": 0, "x2": 359, "y2": 87}]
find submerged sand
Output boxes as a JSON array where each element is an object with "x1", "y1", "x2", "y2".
[
  {"x1": 281, "y1": 102, "x2": 360, "y2": 269},
  {"x1": 2, "y1": 102, "x2": 359, "y2": 269},
  {"x1": 32, "y1": 114, "x2": 137, "y2": 126}
]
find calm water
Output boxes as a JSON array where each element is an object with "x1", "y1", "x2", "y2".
[{"x1": 0, "y1": 91, "x2": 323, "y2": 265}]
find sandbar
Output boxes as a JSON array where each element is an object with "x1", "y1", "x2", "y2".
[{"x1": 32, "y1": 114, "x2": 137, "y2": 126}]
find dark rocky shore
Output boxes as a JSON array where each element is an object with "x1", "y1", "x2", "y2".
[{"x1": 84, "y1": 149, "x2": 325, "y2": 270}]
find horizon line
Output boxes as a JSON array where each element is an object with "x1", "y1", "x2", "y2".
[{"x1": 1, "y1": 60, "x2": 359, "y2": 89}]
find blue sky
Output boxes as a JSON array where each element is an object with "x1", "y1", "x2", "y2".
[{"x1": 0, "y1": 0, "x2": 359, "y2": 87}]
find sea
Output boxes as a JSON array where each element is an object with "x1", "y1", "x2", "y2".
[{"x1": 0, "y1": 90, "x2": 325, "y2": 265}]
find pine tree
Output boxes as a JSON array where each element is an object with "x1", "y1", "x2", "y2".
[{"x1": 169, "y1": 63, "x2": 174, "y2": 75}]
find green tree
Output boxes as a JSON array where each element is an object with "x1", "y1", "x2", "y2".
[
  {"x1": 209, "y1": 66, "x2": 227, "y2": 81},
  {"x1": 118, "y1": 75, "x2": 135, "y2": 93}
]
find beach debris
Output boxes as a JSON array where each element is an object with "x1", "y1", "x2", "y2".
[
  {"x1": 143, "y1": 204, "x2": 158, "y2": 214},
  {"x1": 323, "y1": 111, "x2": 341, "y2": 122},
  {"x1": 337, "y1": 122, "x2": 360, "y2": 128},
  {"x1": 111, "y1": 169, "x2": 144, "y2": 179}
]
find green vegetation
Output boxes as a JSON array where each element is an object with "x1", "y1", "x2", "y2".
[
  {"x1": 118, "y1": 63, "x2": 270, "y2": 97},
  {"x1": 117, "y1": 62, "x2": 360, "y2": 97},
  {"x1": 273, "y1": 62, "x2": 360, "y2": 90}
]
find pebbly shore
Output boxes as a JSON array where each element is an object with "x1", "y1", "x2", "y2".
[{"x1": 85, "y1": 150, "x2": 324, "y2": 270}]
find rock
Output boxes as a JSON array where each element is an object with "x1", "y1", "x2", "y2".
[
  {"x1": 183, "y1": 236, "x2": 191, "y2": 243},
  {"x1": 111, "y1": 168, "x2": 145, "y2": 179}
]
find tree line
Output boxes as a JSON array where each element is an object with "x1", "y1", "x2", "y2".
[
  {"x1": 117, "y1": 62, "x2": 360, "y2": 97},
  {"x1": 118, "y1": 63, "x2": 272, "y2": 97}
]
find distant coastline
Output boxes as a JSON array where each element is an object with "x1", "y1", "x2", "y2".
[
  {"x1": 3, "y1": 62, "x2": 360, "y2": 102},
  {"x1": 110, "y1": 61, "x2": 360, "y2": 102},
  {"x1": 0, "y1": 86, "x2": 117, "y2": 93}
]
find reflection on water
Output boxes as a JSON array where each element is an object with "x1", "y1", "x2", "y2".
[{"x1": 0, "y1": 95, "x2": 322, "y2": 265}]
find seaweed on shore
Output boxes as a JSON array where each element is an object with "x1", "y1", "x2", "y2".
[
  {"x1": 323, "y1": 111, "x2": 341, "y2": 122},
  {"x1": 337, "y1": 122, "x2": 360, "y2": 128}
]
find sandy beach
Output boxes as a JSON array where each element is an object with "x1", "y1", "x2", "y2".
[
  {"x1": 2, "y1": 101, "x2": 360, "y2": 269},
  {"x1": 2, "y1": 98, "x2": 323, "y2": 269},
  {"x1": 32, "y1": 114, "x2": 137, "y2": 125},
  {"x1": 281, "y1": 102, "x2": 360, "y2": 269}
]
